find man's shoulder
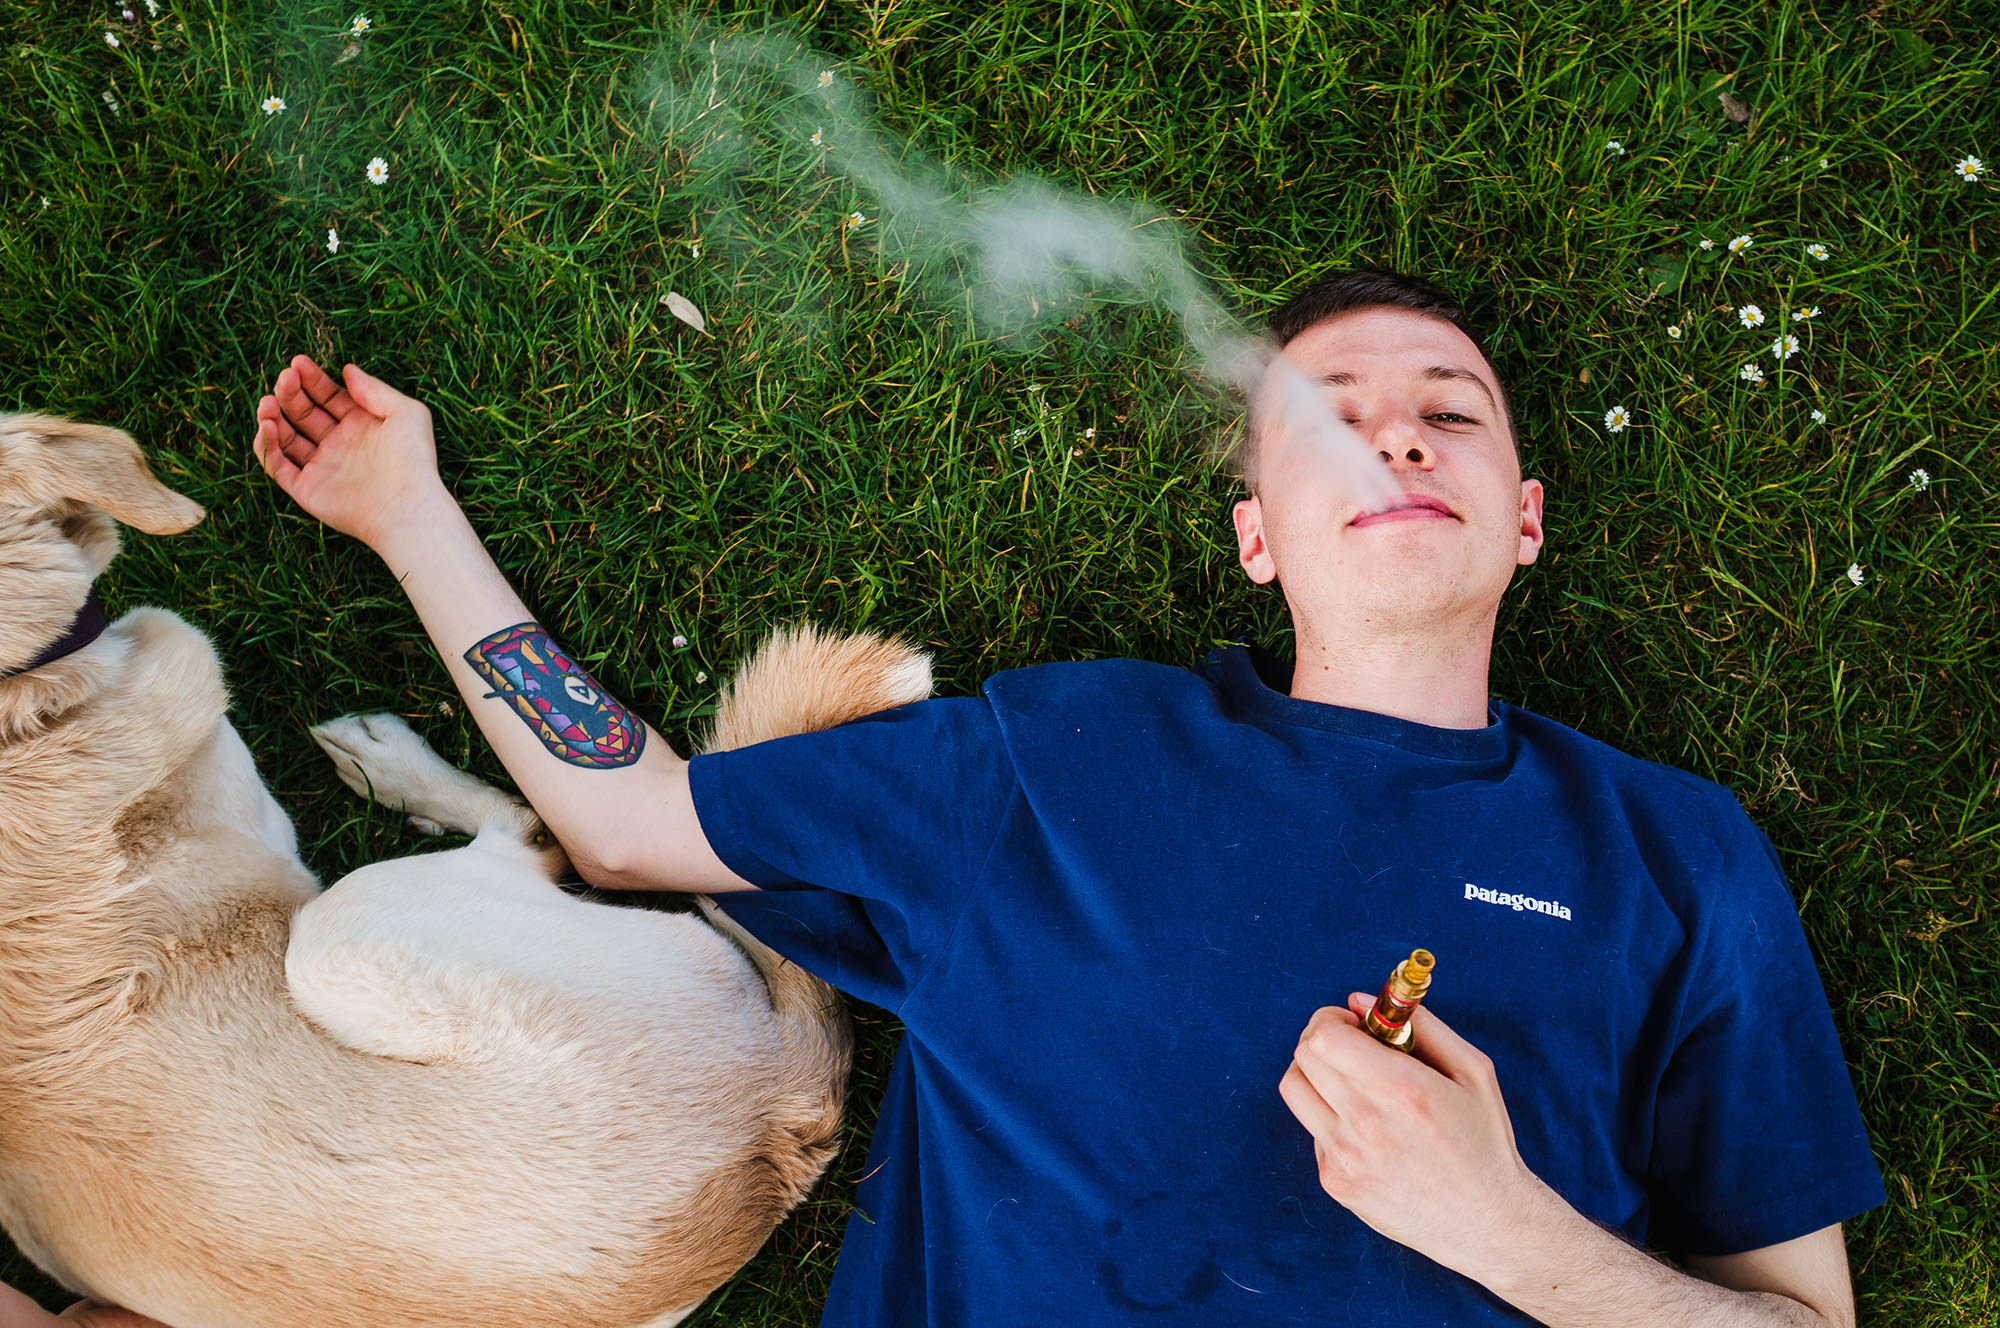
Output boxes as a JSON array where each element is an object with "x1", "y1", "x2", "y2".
[
  {"x1": 1505, "y1": 703, "x2": 1778, "y2": 878},
  {"x1": 979, "y1": 655, "x2": 1207, "y2": 711},
  {"x1": 1508, "y1": 703, "x2": 1743, "y2": 803}
]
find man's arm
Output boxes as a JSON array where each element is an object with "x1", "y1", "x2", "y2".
[
  {"x1": 0, "y1": 1284, "x2": 165, "y2": 1328},
  {"x1": 1278, "y1": 995, "x2": 1857, "y2": 1327},
  {"x1": 1478, "y1": 1204, "x2": 1852, "y2": 1327},
  {"x1": 252, "y1": 356, "x2": 748, "y2": 893}
]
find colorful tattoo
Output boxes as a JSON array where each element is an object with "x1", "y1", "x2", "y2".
[{"x1": 463, "y1": 623, "x2": 646, "y2": 769}]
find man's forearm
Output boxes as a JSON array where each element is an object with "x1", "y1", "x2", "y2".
[
  {"x1": 1467, "y1": 1180, "x2": 1837, "y2": 1328},
  {"x1": 0, "y1": 1284, "x2": 53, "y2": 1328},
  {"x1": 367, "y1": 491, "x2": 744, "y2": 892}
]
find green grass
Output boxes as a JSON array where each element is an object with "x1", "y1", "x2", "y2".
[{"x1": 2, "y1": 0, "x2": 1996, "y2": 1322}]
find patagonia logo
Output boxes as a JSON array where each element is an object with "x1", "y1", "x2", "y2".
[{"x1": 1464, "y1": 882, "x2": 1572, "y2": 921}]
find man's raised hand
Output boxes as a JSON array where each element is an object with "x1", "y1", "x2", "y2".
[
  {"x1": 1278, "y1": 993, "x2": 1559, "y2": 1285},
  {"x1": 252, "y1": 357, "x2": 451, "y2": 553}
]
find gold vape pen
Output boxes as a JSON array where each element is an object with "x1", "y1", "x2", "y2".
[{"x1": 1362, "y1": 949, "x2": 1434, "y2": 1052}]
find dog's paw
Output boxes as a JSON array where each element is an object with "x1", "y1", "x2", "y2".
[{"x1": 309, "y1": 712, "x2": 451, "y2": 811}]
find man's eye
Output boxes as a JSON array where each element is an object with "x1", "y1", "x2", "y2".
[{"x1": 1427, "y1": 413, "x2": 1478, "y2": 426}]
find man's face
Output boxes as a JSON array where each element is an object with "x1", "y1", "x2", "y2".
[{"x1": 1231, "y1": 307, "x2": 1545, "y2": 637}]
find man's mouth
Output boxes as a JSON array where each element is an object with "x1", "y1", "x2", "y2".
[{"x1": 1349, "y1": 492, "x2": 1460, "y2": 527}]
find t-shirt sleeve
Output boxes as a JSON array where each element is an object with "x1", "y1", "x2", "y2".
[
  {"x1": 688, "y1": 696, "x2": 1016, "y2": 1012},
  {"x1": 1645, "y1": 815, "x2": 1886, "y2": 1255}
]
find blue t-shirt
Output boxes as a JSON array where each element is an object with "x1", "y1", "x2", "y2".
[{"x1": 690, "y1": 645, "x2": 1883, "y2": 1326}]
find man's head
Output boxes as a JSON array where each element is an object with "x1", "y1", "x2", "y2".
[{"x1": 1229, "y1": 268, "x2": 1544, "y2": 646}]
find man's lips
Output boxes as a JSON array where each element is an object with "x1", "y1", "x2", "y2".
[{"x1": 1349, "y1": 492, "x2": 1460, "y2": 527}]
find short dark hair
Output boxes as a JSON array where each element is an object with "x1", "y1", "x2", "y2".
[{"x1": 1228, "y1": 267, "x2": 1517, "y2": 491}]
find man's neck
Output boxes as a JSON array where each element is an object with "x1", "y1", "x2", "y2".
[{"x1": 1286, "y1": 611, "x2": 1496, "y2": 730}]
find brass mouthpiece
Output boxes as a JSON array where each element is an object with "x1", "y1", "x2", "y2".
[{"x1": 1362, "y1": 949, "x2": 1435, "y2": 1052}]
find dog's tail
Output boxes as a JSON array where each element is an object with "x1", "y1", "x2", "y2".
[
  {"x1": 695, "y1": 623, "x2": 933, "y2": 1201},
  {"x1": 701, "y1": 622, "x2": 933, "y2": 754}
]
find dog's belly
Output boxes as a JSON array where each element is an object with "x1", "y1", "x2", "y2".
[{"x1": 287, "y1": 840, "x2": 771, "y2": 1067}]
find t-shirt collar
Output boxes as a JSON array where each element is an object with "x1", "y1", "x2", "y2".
[{"x1": 1206, "y1": 642, "x2": 1510, "y2": 762}]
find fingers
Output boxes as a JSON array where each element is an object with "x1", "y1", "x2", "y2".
[
  {"x1": 252, "y1": 416, "x2": 305, "y2": 499},
  {"x1": 256, "y1": 395, "x2": 316, "y2": 467},
  {"x1": 1279, "y1": 1060, "x2": 1341, "y2": 1140},
  {"x1": 1290, "y1": 1001, "x2": 1385, "y2": 1116},
  {"x1": 1396, "y1": 1004, "x2": 1497, "y2": 1090},
  {"x1": 340, "y1": 362, "x2": 416, "y2": 418},
  {"x1": 275, "y1": 355, "x2": 354, "y2": 443}
]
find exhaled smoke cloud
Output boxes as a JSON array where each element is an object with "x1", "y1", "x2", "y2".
[{"x1": 636, "y1": 19, "x2": 1399, "y2": 512}]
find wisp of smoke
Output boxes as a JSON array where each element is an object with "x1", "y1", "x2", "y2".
[{"x1": 637, "y1": 19, "x2": 1400, "y2": 512}]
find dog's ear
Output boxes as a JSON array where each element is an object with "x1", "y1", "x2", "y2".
[{"x1": 0, "y1": 413, "x2": 205, "y2": 534}]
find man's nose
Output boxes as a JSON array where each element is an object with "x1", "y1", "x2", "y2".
[{"x1": 1369, "y1": 412, "x2": 1436, "y2": 471}]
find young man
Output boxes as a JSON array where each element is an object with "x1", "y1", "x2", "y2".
[{"x1": 0, "y1": 270, "x2": 1881, "y2": 1328}]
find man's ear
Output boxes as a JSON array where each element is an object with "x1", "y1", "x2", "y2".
[
  {"x1": 1516, "y1": 478, "x2": 1545, "y2": 566},
  {"x1": 1232, "y1": 494, "x2": 1278, "y2": 584},
  {"x1": 0, "y1": 414, "x2": 204, "y2": 534}
]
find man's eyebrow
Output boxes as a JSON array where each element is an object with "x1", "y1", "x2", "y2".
[
  {"x1": 1316, "y1": 366, "x2": 1499, "y2": 411},
  {"x1": 1420, "y1": 365, "x2": 1498, "y2": 408}
]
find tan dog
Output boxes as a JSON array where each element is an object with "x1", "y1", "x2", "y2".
[{"x1": 0, "y1": 413, "x2": 926, "y2": 1327}]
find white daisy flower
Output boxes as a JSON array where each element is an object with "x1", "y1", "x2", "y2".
[
  {"x1": 810, "y1": 127, "x2": 823, "y2": 148},
  {"x1": 1698, "y1": 238, "x2": 1715, "y2": 250},
  {"x1": 39, "y1": 196, "x2": 49, "y2": 208},
  {"x1": 102, "y1": 90, "x2": 119, "y2": 111},
  {"x1": 817, "y1": 70, "x2": 833, "y2": 87},
  {"x1": 1083, "y1": 426, "x2": 1096, "y2": 440},
  {"x1": 325, "y1": 226, "x2": 339, "y2": 253},
  {"x1": 1908, "y1": 468, "x2": 1930, "y2": 492},
  {"x1": 1737, "y1": 304, "x2": 1765, "y2": 329},
  {"x1": 350, "y1": 14, "x2": 370, "y2": 34},
  {"x1": 105, "y1": 31, "x2": 121, "y2": 46},
  {"x1": 122, "y1": 7, "x2": 136, "y2": 19},
  {"x1": 145, "y1": 0, "x2": 159, "y2": 13},
  {"x1": 695, "y1": 670, "x2": 708, "y2": 683},
  {"x1": 1739, "y1": 362, "x2": 1765, "y2": 384},
  {"x1": 1603, "y1": 405, "x2": 1632, "y2": 432},
  {"x1": 1771, "y1": 333, "x2": 1800, "y2": 360},
  {"x1": 672, "y1": 634, "x2": 689, "y2": 649},
  {"x1": 365, "y1": 156, "x2": 388, "y2": 185},
  {"x1": 1845, "y1": 563, "x2": 1865, "y2": 586},
  {"x1": 1819, "y1": 157, "x2": 1829, "y2": 169},
  {"x1": 847, "y1": 210, "x2": 866, "y2": 227},
  {"x1": 1806, "y1": 242, "x2": 1830, "y2": 262},
  {"x1": 1810, "y1": 409, "x2": 1827, "y2": 424},
  {"x1": 1791, "y1": 306, "x2": 1819, "y2": 321},
  {"x1": 1010, "y1": 427, "x2": 1027, "y2": 442},
  {"x1": 1667, "y1": 324, "x2": 1682, "y2": 340},
  {"x1": 1607, "y1": 140, "x2": 1625, "y2": 155},
  {"x1": 261, "y1": 95, "x2": 287, "y2": 115},
  {"x1": 1954, "y1": 155, "x2": 1984, "y2": 182},
  {"x1": 689, "y1": 242, "x2": 700, "y2": 258},
  {"x1": 1727, "y1": 234, "x2": 1754, "y2": 254}
]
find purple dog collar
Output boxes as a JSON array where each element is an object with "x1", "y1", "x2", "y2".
[{"x1": 0, "y1": 589, "x2": 109, "y2": 680}]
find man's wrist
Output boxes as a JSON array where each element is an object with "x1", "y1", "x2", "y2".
[
  {"x1": 1448, "y1": 1171, "x2": 1581, "y2": 1295},
  {"x1": 366, "y1": 483, "x2": 467, "y2": 572}
]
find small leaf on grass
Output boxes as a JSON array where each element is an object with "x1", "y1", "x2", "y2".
[
  {"x1": 1889, "y1": 28, "x2": 1934, "y2": 67},
  {"x1": 1718, "y1": 91, "x2": 1752, "y2": 123},
  {"x1": 661, "y1": 291, "x2": 707, "y2": 334},
  {"x1": 1605, "y1": 72, "x2": 1644, "y2": 115}
]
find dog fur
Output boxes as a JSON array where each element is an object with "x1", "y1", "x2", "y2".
[{"x1": 0, "y1": 413, "x2": 930, "y2": 1327}]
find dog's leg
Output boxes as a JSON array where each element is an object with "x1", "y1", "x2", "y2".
[{"x1": 310, "y1": 712, "x2": 566, "y2": 877}]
